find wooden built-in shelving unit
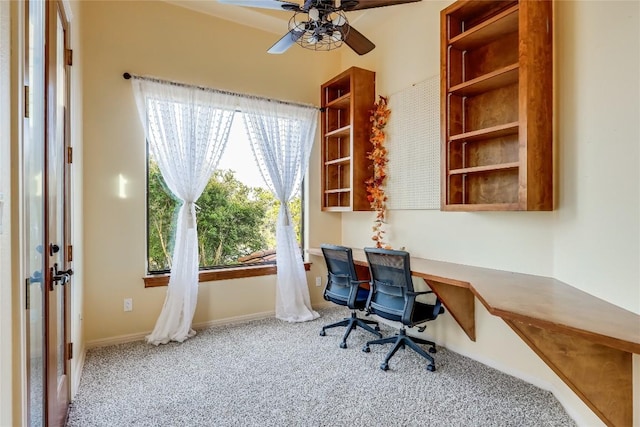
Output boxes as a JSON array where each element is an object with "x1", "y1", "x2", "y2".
[
  {"x1": 321, "y1": 67, "x2": 375, "y2": 212},
  {"x1": 441, "y1": 0, "x2": 553, "y2": 211}
]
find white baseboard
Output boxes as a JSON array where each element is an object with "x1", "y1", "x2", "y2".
[
  {"x1": 85, "y1": 331, "x2": 150, "y2": 349},
  {"x1": 85, "y1": 310, "x2": 277, "y2": 349},
  {"x1": 192, "y1": 310, "x2": 275, "y2": 330},
  {"x1": 312, "y1": 301, "x2": 335, "y2": 310},
  {"x1": 71, "y1": 344, "x2": 86, "y2": 399}
]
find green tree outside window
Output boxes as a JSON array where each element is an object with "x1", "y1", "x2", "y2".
[{"x1": 147, "y1": 160, "x2": 301, "y2": 273}]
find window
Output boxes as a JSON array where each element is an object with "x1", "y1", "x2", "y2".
[{"x1": 146, "y1": 113, "x2": 303, "y2": 274}]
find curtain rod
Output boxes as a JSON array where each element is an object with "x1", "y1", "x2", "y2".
[{"x1": 122, "y1": 72, "x2": 322, "y2": 111}]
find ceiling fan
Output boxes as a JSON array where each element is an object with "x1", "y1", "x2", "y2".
[{"x1": 218, "y1": 0, "x2": 422, "y2": 55}]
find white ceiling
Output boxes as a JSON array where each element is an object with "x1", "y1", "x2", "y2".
[
  {"x1": 164, "y1": 0, "x2": 367, "y2": 35},
  {"x1": 164, "y1": 0, "x2": 302, "y2": 35}
]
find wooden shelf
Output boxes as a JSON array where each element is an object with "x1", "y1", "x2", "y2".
[
  {"x1": 449, "y1": 4, "x2": 519, "y2": 50},
  {"x1": 321, "y1": 67, "x2": 375, "y2": 212},
  {"x1": 441, "y1": 0, "x2": 553, "y2": 211},
  {"x1": 449, "y1": 63, "x2": 519, "y2": 96},
  {"x1": 324, "y1": 125, "x2": 351, "y2": 139},
  {"x1": 326, "y1": 93, "x2": 351, "y2": 110},
  {"x1": 325, "y1": 156, "x2": 351, "y2": 166},
  {"x1": 450, "y1": 122, "x2": 519, "y2": 142},
  {"x1": 324, "y1": 188, "x2": 350, "y2": 194},
  {"x1": 444, "y1": 203, "x2": 520, "y2": 211},
  {"x1": 449, "y1": 162, "x2": 519, "y2": 175},
  {"x1": 322, "y1": 206, "x2": 352, "y2": 212}
]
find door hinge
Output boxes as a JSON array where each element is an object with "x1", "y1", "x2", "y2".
[
  {"x1": 65, "y1": 48, "x2": 73, "y2": 66},
  {"x1": 67, "y1": 245, "x2": 73, "y2": 262},
  {"x1": 67, "y1": 146, "x2": 73, "y2": 164},
  {"x1": 24, "y1": 86, "x2": 30, "y2": 118},
  {"x1": 67, "y1": 342, "x2": 73, "y2": 360}
]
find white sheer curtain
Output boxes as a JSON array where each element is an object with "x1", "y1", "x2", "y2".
[
  {"x1": 132, "y1": 79, "x2": 236, "y2": 344},
  {"x1": 239, "y1": 98, "x2": 319, "y2": 322}
]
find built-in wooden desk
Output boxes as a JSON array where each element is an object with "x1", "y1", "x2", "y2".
[{"x1": 308, "y1": 247, "x2": 640, "y2": 427}]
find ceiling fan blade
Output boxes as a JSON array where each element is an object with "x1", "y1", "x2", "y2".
[
  {"x1": 341, "y1": 0, "x2": 422, "y2": 12},
  {"x1": 267, "y1": 30, "x2": 305, "y2": 54},
  {"x1": 217, "y1": 0, "x2": 301, "y2": 11},
  {"x1": 302, "y1": 0, "x2": 315, "y2": 10},
  {"x1": 343, "y1": 24, "x2": 375, "y2": 55}
]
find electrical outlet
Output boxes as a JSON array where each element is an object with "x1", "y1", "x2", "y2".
[
  {"x1": 123, "y1": 298, "x2": 133, "y2": 312},
  {"x1": 315, "y1": 276, "x2": 322, "y2": 287}
]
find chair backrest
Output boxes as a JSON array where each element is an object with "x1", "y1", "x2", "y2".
[
  {"x1": 321, "y1": 244, "x2": 360, "y2": 308},
  {"x1": 364, "y1": 247, "x2": 415, "y2": 324}
]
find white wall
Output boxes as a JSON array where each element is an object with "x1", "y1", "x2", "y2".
[
  {"x1": 552, "y1": 0, "x2": 639, "y2": 311},
  {"x1": 81, "y1": 0, "x2": 341, "y2": 344},
  {"x1": 326, "y1": 1, "x2": 639, "y2": 425}
]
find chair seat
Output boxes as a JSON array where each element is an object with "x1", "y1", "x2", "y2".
[
  {"x1": 412, "y1": 301, "x2": 444, "y2": 323},
  {"x1": 326, "y1": 286, "x2": 370, "y2": 309}
]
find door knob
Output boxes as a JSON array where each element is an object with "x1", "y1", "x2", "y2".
[{"x1": 50, "y1": 263, "x2": 73, "y2": 291}]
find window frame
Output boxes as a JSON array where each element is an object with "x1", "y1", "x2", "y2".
[
  {"x1": 143, "y1": 262, "x2": 311, "y2": 287},
  {"x1": 144, "y1": 119, "x2": 307, "y2": 282}
]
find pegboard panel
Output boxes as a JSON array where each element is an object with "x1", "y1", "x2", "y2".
[{"x1": 385, "y1": 75, "x2": 440, "y2": 210}]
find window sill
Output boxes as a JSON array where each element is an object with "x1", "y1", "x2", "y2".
[{"x1": 143, "y1": 263, "x2": 312, "y2": 288}]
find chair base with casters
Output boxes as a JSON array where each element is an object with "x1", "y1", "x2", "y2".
[
  {"x1": 319, "y1": 244, "x2": 384, "y2": 349},
  {"x1": 362, "y1": 327, "x2": 438, "y2": 372},
  {"x1": 320, "y1": 311, "x2": 382, "y2": 349}
]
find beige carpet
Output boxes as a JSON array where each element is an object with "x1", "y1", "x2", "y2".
[{"x1": 66, "y1": 307, "x2": 575, "y2": 427}]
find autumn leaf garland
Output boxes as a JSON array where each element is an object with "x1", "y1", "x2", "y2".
[{"x1": 365, "y1": 96, "x2": 391, "y2": 249}]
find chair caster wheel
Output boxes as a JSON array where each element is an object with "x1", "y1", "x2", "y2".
[
  {"x1": 362, "y1": 346, "x2": 370, "y2": 353},
  {"x1": 319, "y1": 330, "x2": 326, "y2": 336},
  {"x1": 380, "y1": 363, "x2": 389, "y2": 371},
  {"x1": 427, "y1": 364, "x2": 436, "y2": 372},
  {"x1": 429, "y1": 347, "x2": 437, "y2": 354},
  {"x1": 340, "y1": 342, "x2": 347, "y2": 349}
]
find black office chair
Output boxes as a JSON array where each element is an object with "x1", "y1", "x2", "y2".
[
  {"x1": 362, "y1": 247, "x2": 444, "y2": 372},
  {"x1": 319, "y1": 244, "x2": 382, "y2": 348}
]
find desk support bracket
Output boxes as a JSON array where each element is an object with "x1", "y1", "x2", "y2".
[
  {"x1": 426, "y1": 280, "x2": 476, "y2": 341},
  {"x1": 506, "y1": 320, "x2": 632, "y2": 427}
]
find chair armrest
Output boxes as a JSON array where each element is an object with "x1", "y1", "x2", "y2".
[
  {"x1": 407, "y1": 290, "x2": 434, "y2": 296},
  {"x1": 351, "y1": 279, "x2": 370, "y2": 286}
]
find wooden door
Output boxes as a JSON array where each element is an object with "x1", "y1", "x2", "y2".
[{"x1": 44, "y1": 1, "x2": 72, "y2": 425}]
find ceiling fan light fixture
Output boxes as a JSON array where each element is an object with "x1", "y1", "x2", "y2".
[
  {"x1": 223, "y1": 0, "x2": 422, "y2": 55},
  {"x1": 289, "y1": 9, "x2": 348, "y2": 52},
  {"x1": 331, "y1": 14, "x2": 346, "y2": 27},
  {"x1": 308, "y1": 7, "x2": 320, "y2": 21},
  {"x1": 290, "y1": 21, "x2": 306, "y2": 32}
]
